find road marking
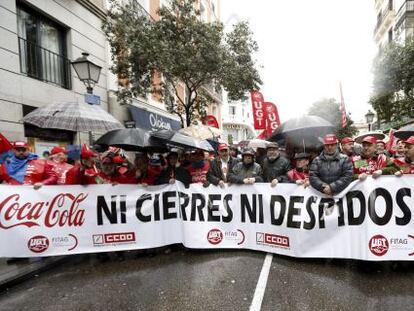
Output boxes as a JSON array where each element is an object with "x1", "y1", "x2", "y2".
[{"x1": 249, "y1": 253, "x2": 273, "y2": 311}]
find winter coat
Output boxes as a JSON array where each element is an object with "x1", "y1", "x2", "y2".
[
  {"x1": 155, "y1": 165, "x2": 191, "y2": 187},
  {"x1": 48, "y1": 160, "x2": 73, "y2": 185},
  {"x1": 352, "y1": 154, "x2": 398, "y2": 177},
  {"x1": 207, "y1": 156, "x2": 238, "y2": 186},
  {"x1": 261, "y1": 155, "x2": 290, "y2": 183},
  {"x1": 309, "y1": 151, "x2": 353, "y2": 195},
  {"x1": 0, "y1": 158, "x2": 57, "y2": 185},
  {"x1": 228, "y1": 162, "x2": 263, "y2": 184},
  {"x1": 188, "y1": 161, "x2": 210, "y2": 184}
]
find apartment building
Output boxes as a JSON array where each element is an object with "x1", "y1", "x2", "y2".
[{"x1": 374, "y1": 0, "x2": 414, "y2": 49}]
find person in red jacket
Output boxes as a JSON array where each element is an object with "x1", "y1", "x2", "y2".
[
  {"x1": 48, "y1": 146, "x2": 73, "y2": 185},
  {"x1": 394, "y1": 136, "x2": 414, "y2": 175},
  {"x1": 0, "y1": 141, "x2": 57, "y2": 188},
  {"x1": 66, "y1": 144, "x2": 105, "y2": 185},
  {"x1": 287, "y1": 152, "x2": 310, "y2": 187},
  {"x1": 188, "y1": 149, "x2": 210, "y2": 185},
  {"x1": 352, "y1": 136, "x2": 398, "y2": 180},
  {"x1": 100, "y1": 154, "x2": 137, "y2": 184},
  {"x1": 134, "y1": 152, "x2": 162, "y2": 186}
]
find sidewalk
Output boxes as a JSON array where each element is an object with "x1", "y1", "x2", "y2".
[{"x1": 0, "y1": 257, "x2": 67, "y2": 291}]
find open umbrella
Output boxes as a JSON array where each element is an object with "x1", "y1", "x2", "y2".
[
  {"x1": 151, "y1": 129, "x2": 214, "y2": 151},
  {"x1": 22, "y1": 101, "x2": 123, "y2": 132},
  {"x1": 179, "y1": 124, "x2": 222, "y2": 140},
  {"x1": 394, "y1": 124, "x2": 414, "y2": 140},
  {"x1": 354, "y1": 131, "x2": 387, "y2": 144},
  {"x1": 268, "y1": 115, "x2": 334, "y2": 148},
  {"x1": 95, "y1": 128, "x2": 166, "y2": 152}
]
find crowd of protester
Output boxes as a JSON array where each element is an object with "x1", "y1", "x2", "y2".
[
  {"x1": 0, "y1": 134, "x2": 413, "y2": 192},
  {"x1": 1, "y1": 133, "x2": 413, "y2": 263}
]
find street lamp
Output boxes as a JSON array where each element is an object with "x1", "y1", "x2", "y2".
[
  {"x1": 71, "y1": 52, "x2": 102, "y2": 94},
  {"x1": 365, "y1": 109, "x2": 375, "y2": 131}
]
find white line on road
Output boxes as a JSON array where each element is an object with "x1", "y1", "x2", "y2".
[{"x1": 249, "y1": 253, "x2": 273, "y2": 311}]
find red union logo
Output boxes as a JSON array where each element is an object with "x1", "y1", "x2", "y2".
[
  {"x1": 264, "y1": 233, "x2": 289, "y2": 247},
  {"x1": 207, "y1": 229, "x2": 223, "y2": 245},
  {"x1": 256, "y1": 232, "x2": 290, "y2": 248},
  {"x1": 104, "y1": 232, "x2": 135, "y2": 243},
  {"x1": 0, "y1": 193, "x2": 87, "y2": 229},
  {"x1": 369, "y1": 235, "x2": 389, "y2": 256},
  {"x1": 28, "y1": 235, "x2": 49, "y2": 253}
]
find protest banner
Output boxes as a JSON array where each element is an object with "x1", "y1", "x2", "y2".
[{"x1": 1, "y1": 176, "x2": 413, "y2": 261}]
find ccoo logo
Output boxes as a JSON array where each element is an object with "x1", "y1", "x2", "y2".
[
  {"x1": 28, "y1": 235, "x2": 49, "y2": 253},
  {"x1": 369, "y1": 234, "x2": 389, "y2": 256}
]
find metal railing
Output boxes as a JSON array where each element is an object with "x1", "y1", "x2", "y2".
[
  {"x1": 18, "y1": 37, "x2": 71, "y2": 89},
  {"x1": 374, "y1": 2, "x2": 394, "y2": 34},
  {"x1": 395, "y1": 0, "x2": 414, "y2": 28}
]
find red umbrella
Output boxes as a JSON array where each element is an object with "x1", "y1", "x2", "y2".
[{"x1": 0, "y1": 132, "x2": 12, "y2": 154}]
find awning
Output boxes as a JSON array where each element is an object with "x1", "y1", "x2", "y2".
[{"x1": 128, "y1": 105, "x2": 181, "y2": 131}]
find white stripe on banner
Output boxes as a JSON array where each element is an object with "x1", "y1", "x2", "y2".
[{"x1": 1, "y1": 176, "x2": 414, "y2": 260}]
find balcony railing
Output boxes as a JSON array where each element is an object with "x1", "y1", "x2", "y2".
[
  {"x1": 374, "y1": 3, "x2": 394, "y2": 34},
  {"x1": 18, "y1": 37, "x2": 71, "y2": 89},
  {"x1": 395, "y1": 0, "x2": 414, "y2": 28}
]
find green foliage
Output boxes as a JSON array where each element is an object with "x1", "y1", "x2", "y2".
[
  {"x1": 370, "y1": 40, "x2": 414, "y2": 122},
  {"x1": 104, "y1": 0, "x2": 262, "y2": 126},
  {"x1": 308, "y1": 98, "x2": 358, "y2": 139}
]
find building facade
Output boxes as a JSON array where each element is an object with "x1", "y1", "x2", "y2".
[
  {"x1": 374, "y1": 0, "x2": 414, "y2": 49},
  {"x1": 0, "y1": 0, "x2": 108, "y2": 153},
  {"x1": 221, "y1": 92, "x2": 256, "y2": 144}
]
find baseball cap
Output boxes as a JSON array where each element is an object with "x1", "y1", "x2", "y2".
[
  {"x1": 51, "y1": 146, "x2": 67, "y2": 155},
  {"x1": 13, "y1": 141, "x2": 28, "y2": 149},
  {"x1": 218, "y1": 143, "x2": 228, "y2": 151},
  {"x1": 323, "y1": 134, "x2": 338, "y2": 145},
  {"x1": 341, "y1": 137, "x2": 354, "y2": 144},
  {"x1": 361, "y1": 136, "x2": 377, "y2": 145},
  {"x1": 403, "y1": 136, "x2": 414, "y2": 145},
  {"x1": 81, "y1": 144, "x2": 97, "y2": 159}
]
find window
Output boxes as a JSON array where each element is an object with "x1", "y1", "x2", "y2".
[
  {"x1": 229, "y1": 106, "x2": 236, "y2": 116},
  {"x1": 388, "y1": 28, "x2": 393, "y2": 43},
  {"x1": 17, "y1": 4, "x2": 71, "y2": 89}
]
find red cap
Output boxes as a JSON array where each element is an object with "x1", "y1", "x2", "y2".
[
  {"x1": 81, "y1": 144, "x2": 97, "y2": 159},
  {"x1": 376, "y1": 140, "x2": 386, "y2": 146},
  {"x1": 403, "y1": 136, "x2": 414, "y2": 145},
  {"x1": 51, "y1": 146, "x2": 67, "y2": 155},
  {"x1": 341, "y1": 137, "x2": 354, "y2": 144},
  {"x1": 13, "y1": 141, "x2": 28, "y2": 149},
  {"x1": 323, "y1": 134, "x2": 338, "y2": 145},
  {"x1": 112, "y1": 155, "x2": 124, "y2": 164},
  {"x1": 362, "y1": 136, "x2": 377, "y2": 145},
  {"x1": 218, "y1": 143, "x2": 228, "y2": 151}
]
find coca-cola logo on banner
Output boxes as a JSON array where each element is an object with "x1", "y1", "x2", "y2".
[
  {"x1": 28, "y1": 235, "x2": 49, "y2": 253},
  {"x1": 207, "y1": 229, "x2": 223, "y2": 245},
  {"x1": 0, "y1": 193, "x2": 87, "y2": 229},
  {"x1": 369, "y1": 234, "x2": 389, "y2": 256}
]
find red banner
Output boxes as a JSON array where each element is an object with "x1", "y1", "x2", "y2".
[
  {"x1": 250, "y1": 91, "x2": 266, "y2": 129},
  {"x1": 263, "y1": 102, "x2": 280, "y2": 137},
  {"x1": 202, "y1": 115, "x2": 219, "y2": 128}
]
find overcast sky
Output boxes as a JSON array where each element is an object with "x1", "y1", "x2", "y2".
[{"x1": 221, "y1": 0, "x2": 377, "y2": 123}]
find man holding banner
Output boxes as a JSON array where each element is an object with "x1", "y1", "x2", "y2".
[
  {"x1": 309, "y1": 134, "x2": 353, "y2": 195},
  {"x1": 228, "y1": 148, "x2": 263, "y2": 184},
  {"x1": 261, "y1": 142, "x2": 290, "y2": 187},
  {"x1": 394, "y1": 136, "x2": 414, "y2": 175}
]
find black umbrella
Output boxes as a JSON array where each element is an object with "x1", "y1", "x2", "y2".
[
  {"x1": 394, "y1": 124, "x2": 414, "y2": 140},
  {"x1": 95, "y1": 128, "x2": 166, "y2": 152},
  {"x1": 151, "y1": 129, "x2": 214, "y2": 151},
  {"x1": 268, "y1": 115, "x2": 334, "y2": 148}
]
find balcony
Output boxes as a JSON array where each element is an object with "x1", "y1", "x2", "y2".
[
  {"x1": 374, "y1": 4, "x2": 396, "y2": 43},
  {"x1": 395, "y1": 0, "x2": 414, "y2": 29},
  {"x1": 18, "y1": 37, "x2": 71, "y2": 89}
]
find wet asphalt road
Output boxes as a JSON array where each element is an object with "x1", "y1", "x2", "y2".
[{"x1": 1, "y1": 248, "x2": 414, "y2": 311}]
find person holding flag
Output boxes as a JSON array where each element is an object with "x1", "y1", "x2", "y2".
[{"x1": 0, "y1": 132, "x2": 13, "y2": 164}]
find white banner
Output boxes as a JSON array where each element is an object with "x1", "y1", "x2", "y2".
[{"x1": 1, "y1": 176, "x2": 414, "y2": 261}]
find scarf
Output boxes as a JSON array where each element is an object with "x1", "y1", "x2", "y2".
[{"x1": 6, "y1": 153, "x2": 38, "y2": 183}]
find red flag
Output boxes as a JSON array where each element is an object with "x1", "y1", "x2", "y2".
[
  {"x1": 263, "y1": 102, "x2": 281, "y2": 137},
  {"x1": 0, "y1": 132, "x2": 12, "y2": 154},
  {"x1": 386, "y1": 129, "x2": 395, "y2": 153},
  {"x1": 339, "y1": 82, "x2": 347, "y2": 128},
  {"x1": 250, "y1": 90, "x2": 266, "y2": 129},
  {"x1": 202, "y1": 115, "x2": 219, "y2": 128},
  {"x1": 257, "y1": 130, "x2": 267, "y2": 140}
]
